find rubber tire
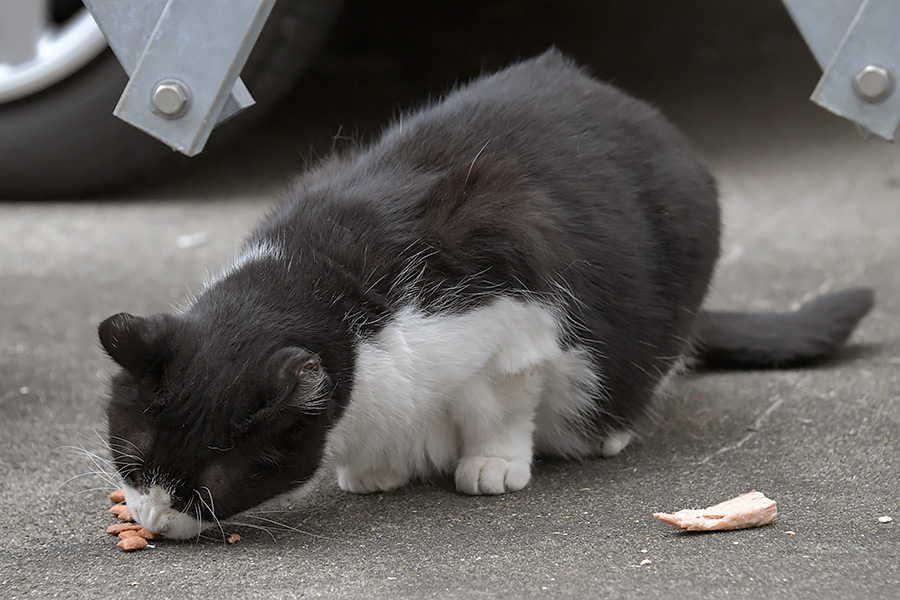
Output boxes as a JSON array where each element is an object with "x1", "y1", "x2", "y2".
[{"x1": 0, "y1": 0, "x2": 341, "y2": 199}]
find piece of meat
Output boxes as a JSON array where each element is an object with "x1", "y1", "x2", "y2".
[
  {"x1": 653, "y1": 490, "x2": 777, "y2": 531},
  {"x1": 108, "y1": 489, "x2": 126, "y2": 504},
  {"x1": 227, "y1": 533, "x2": 241, "y2": 544}
]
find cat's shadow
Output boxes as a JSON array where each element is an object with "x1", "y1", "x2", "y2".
[{"x1": 221, "y1": 454, "x2": 660, "y2": 548}]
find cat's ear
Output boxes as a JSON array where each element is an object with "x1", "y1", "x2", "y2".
[
  {"x1": 238, "y1": 347, "x2": 330, "y2": 436},
  {"x1": 269, "y1": 347, "x2": 329, "y2": 405},
  {"x1": 243, "y1": 347, "x2": 332, "y2": 431},
  {"x1": 98, "y1": 312, "x2": 173, "y2": 375}
]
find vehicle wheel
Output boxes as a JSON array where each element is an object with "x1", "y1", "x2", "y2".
[{"x1": 0, "y1": 0, "x2": 341, "y2": 199}]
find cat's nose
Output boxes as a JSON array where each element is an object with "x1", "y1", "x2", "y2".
[
  {"x1": 122, "y1": 485, "x2": 174, "y2": 535},
  {"x1": 127, "y1": 503, "x2": 165, "y2": 534},
  {"x1": 137, "y1": 514, "x2": 165, "y2": 535}
]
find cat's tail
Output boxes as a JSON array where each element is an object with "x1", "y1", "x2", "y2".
[{"x1": 693, "y1": 287, "x2": 874, "y2": 369}]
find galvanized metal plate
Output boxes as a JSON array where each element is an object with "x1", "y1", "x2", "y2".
[
  {"x1": 783, "y1": 0, "x2": 900, "y2": 141},
  {"x1": 84, "y1": 0, "x2": 273, "y2": 154}
]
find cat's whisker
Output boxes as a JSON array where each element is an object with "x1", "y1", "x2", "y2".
[
  {"x1": 178, "y1": 495, "x2": 193, "y2": 516},
  {"x1": 239, "y1": 514, "x2": 339, "y2": 541},
  {"x1": 194, "y1": 501, "x2": 203, "y2": 543},
  {"x1": 107, "y1": 442, "x2": 144, "y2": 462},
  {"x1": 220, "y1": 521, "x2": 278, "y2": 541},
  {"x1": 464, "y1": 139, "x2": 492, "y2": 187},
  {"x1": 52, "y1": 471, "x2": 117, "y2": 496},
  {"x1": 70, "y1": 428, "x2": 108, "y2": 448},
  {"x1": 108, "y1": 434, "x2": 145, "y2": 458},
  {"x1": 196, "y1": 487, "x2": 227, "y2": 543},
  {"x1": 106, "y1": 446, "x2": 144, "y2": 466},
  {"x1": 73, "y1": 429, "x2": 127, "y2": 464},
  {"x1": 110, "y1": 452, "x2": 142, "y2": 465},
  {"x1": 56, "y1": 445, "x2": 117, "y2": 469},
  {"x1": 51, "y1": 442, "x2": 127, "y2": 508},
  {"x1": 57, "y1": 443, "x2": 122, "y2": 483},
  {"x1": 72, "y1": 484, "x2": 124, "y2": 497},
  {"x1": 198, "y1": 530, "x2": 224, "y2": 542},
  {"x1": 117, "y1": 467, "x2": 140, "y2": 481}
]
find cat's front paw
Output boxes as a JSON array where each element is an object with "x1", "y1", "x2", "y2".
[
  {"x1": 337, "y1": 466, "x2": 406, "y2": 494},
  {"x1": 455, "y1": 456, "x2": 531, "y2": 495}
]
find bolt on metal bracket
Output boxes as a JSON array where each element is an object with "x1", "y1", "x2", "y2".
[
  {"x1": 83, "y1": 0, "x2": 275, "y2": 156},
  {"x1": 783, "y1": 0, "x2": 900, "y2": 141}
]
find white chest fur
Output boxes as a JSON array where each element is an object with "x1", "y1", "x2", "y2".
[{"x1": 324, "y1": 296, "x2": 617, "y2": 495}]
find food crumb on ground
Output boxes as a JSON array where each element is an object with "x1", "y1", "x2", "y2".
[
  {"x1": 878, "y1": 516, "x2": 893, "y2": 523},
  {"x1": 227, "y1": 533, "x2": 241, "y2": 544}
]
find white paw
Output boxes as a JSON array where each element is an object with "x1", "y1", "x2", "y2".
[
  {"x1": 598, "y1": 430, "x2": 633, "y2": 458},
  {"x1": 454, "y1": 456, "x2": 531, "y2": 495},
  {"x1": 337, "y1": 466, "x2": 406, "y2": 494}
]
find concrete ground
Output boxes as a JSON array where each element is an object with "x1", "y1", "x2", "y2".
[{"x1": 1, "y1": 1, "x2": 898, "y2": 598}]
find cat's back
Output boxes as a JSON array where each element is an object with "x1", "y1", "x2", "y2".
[
  {"x1": 272, "y1": 50, "x2": 719, "y2": 322},
  {"x1": 369, "y1": 50, "x2": 700, "y2": 182}
]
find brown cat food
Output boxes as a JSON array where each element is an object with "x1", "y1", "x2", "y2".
[
  {"x1": 136, "y1": 527, "x2": 163, "y2": 540},
  {"x1": 108, "y1": 504, "x2": 133, "y2": 522},
  {"x1": 106, "y1": 523, "x2": 142, "y2": 535},
  {"x1": 105, "y1": 488, "x2": 236, "y2": 549},
  {"x1": 117, "y1": 536, "x2": 149, "y2": 551}
]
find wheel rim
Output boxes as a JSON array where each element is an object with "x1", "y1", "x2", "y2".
[{"x1": 0, "y1": 2, "x2": 108, "y2": 104}]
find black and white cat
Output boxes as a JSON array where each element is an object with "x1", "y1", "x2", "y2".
[{"x1": 98, "y1": 50, "x2": 873, "y2": 539}]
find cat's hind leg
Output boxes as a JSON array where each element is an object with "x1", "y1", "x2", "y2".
[{"x1": 452, "y1": 368, "x2": 543, "y2": 495}]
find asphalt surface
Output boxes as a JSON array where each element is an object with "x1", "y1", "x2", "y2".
[{"x1": 2, "y1": 2, "x2": 898, "y2": 598}]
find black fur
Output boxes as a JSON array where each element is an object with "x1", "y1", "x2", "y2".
[
  {"x1": 694, "y1": 288, "x2": 875, "y2": 368},
  {"x1": 98, "y1": 50, "x2": 873, "y2": 523}
]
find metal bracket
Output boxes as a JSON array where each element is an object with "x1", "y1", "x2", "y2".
[
  {"x1": 83, "y1": 0, "x2": 275, "y2": 156},
  {"x1": 783, "y1": 0, "x2": 900, "y2": 141}
]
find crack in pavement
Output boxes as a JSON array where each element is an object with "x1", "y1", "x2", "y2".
[{"x1": 693, "y1": 393, "x2": 786, "y2": 466}]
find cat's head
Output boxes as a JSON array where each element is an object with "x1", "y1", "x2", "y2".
[{"x1": 98, "y1": 311, "x2": 335, "y2": 539}]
